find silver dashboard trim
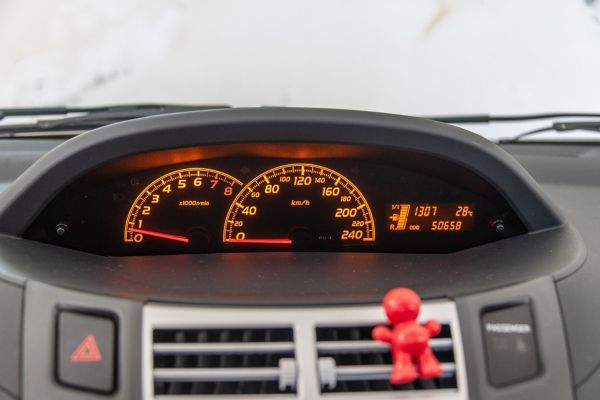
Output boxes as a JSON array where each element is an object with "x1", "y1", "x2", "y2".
[{"x1": 143, "y1": 301, "x2": 468, "y2": 400}]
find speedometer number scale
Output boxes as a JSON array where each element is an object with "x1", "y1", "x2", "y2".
[{"x1": 223, "y1": 163, "x2": 375, "y2": 249}]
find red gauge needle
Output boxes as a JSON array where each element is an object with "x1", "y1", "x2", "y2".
[
  {"x1": 226, "y1": 238, "x2": 292, "y2": 245},
  {"x1": 129, "y1": 228, "x2": 189, "y2": 244}
]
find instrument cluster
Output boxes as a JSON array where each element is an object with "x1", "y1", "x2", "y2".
[{"x1": 24, "y1": 142, "x2": 525, "y2": 255}]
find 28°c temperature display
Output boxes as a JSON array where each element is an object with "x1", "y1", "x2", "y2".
[{"x1": 223, "y1": 163, "x2": 375, "y2": 249}]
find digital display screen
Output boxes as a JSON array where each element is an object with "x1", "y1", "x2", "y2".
[{"x1": 387, "y1": 203, "x2": 475, "y2": 232}]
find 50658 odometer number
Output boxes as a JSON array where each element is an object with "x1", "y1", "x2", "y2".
[{"x1": 223, "y1": 163, "x2": 375, "y2": 249}]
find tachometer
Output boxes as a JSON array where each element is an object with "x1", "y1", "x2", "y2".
[
  {"x1": 223, "y1": 163, "x2": 375, "y2": 249},
  {"x1": 124, "y1": 168, "x2": 242, "y2": 252}
]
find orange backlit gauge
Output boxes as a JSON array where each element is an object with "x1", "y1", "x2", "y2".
[
  {"x1": 387, "y1": 203, "x2": 475, "y2": 232},
  {"x1": 124, "y1": 168, "x2": 242, "y2": 252},
  {"x1": 223, "y1": 163, "x2": 375, "y2": 250}
]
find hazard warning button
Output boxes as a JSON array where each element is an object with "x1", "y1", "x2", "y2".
[{"x1": 56, "y1": 310, "x2": 116, "y2": 393}]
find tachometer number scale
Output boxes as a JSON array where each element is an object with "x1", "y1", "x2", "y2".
[
  {"x1": 124, "y1": 168, "x2": 242, "y2": 251},
  {"x1": 223, "y1": 163, "x2": 375, "y2": 249}
]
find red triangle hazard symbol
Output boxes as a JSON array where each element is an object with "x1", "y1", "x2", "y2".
[{"x1": 70, "y1": 334, "x2": 102, "y2": 362}]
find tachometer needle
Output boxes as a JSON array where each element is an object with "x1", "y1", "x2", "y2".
[
  {"x1": 129, "y1": 228, "x2": 189, "y2": 244},
  {"x1": 226, "y1": 238, "x2": 292, "y2": 245}
]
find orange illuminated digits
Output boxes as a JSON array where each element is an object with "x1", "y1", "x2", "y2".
[
  {"x1": 223, "y1": 163, "x2": 375, "y2": 246},
  {"x1": 123, "y1": 168, "x2": 242, "y2": 245}
]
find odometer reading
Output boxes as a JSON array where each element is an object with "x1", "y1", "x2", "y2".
[{"x1": 223, "y1": 163, "x2": 375, "y2": 249}]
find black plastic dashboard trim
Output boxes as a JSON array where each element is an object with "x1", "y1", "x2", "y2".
[
  {"x1": 0, "y1": 108, "x2": 584, "y2": 305},
  {"x1": 0, "y1": 223, "x2": 585, "y2": 304},
  {"x1": 0, "y1": 107, "x2": 563, "y2": 236}
]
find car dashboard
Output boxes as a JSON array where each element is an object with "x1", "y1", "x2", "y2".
[{"x1": 0, "y1": 107, "x2": 596, "y2": 400}]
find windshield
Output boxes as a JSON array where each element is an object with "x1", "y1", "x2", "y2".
[{"x1": 1, "y1": 0, "x2": 600, "y2": 141}]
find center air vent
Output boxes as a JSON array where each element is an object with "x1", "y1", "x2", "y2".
[
  {"x1": 144, "y1": 303, "x2": 467, "y2": 399},
  {"x1": 152, "y1": 327, "x2": 297, "y2": 396},
  {"x1": 316, "y1": 324, "x2": 457, "y2": 393}
]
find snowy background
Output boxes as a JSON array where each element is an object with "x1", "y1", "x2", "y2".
[{"x1": 1, "y1": 0, "x2": 600, "y2": 139}]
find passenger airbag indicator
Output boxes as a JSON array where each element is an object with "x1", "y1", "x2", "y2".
[
  {"x1": 387, "y1": 203, "x2": 475, "y2": 232},
  {"x1": 481, "y1": 303, "x2": 540, "y2": 386}
]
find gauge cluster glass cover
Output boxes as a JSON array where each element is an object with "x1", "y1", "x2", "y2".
[{"x1": 24, "y1": 143, "x2": 526, "y2": 255}]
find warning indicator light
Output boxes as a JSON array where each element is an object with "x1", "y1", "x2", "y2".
[{"x1": 70, "y1": 334, "x2": 102, "y2": 363}]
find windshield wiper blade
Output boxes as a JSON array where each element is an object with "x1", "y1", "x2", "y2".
[
  {"x1": 0, "y1": 103, "x2": 230, "y2": 137},
  {"x1": 0, "y1": 103, "x2": 229, "y2": 121},
  {"x1": 428, "y1": 112, "x2": 600, "y2": 124},
  {"x1": 498, "y1": 120, "x2": 600, "y2": 143}
]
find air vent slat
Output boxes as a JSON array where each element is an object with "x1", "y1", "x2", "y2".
[
  {"x1": 153, "y1": 342, "x2": 295, "y2": 354},
  {"x1": 333, "y1": 362, "x2": 457, "y2": 381},
  {"x1": 154, "y1": 367, "x2": 282, "y2": 382},
  {"x1": 317, "y1": 338, "x2": 453, "y2": 353}
]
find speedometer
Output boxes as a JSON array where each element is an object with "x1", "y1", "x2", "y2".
[{"x1": 223, "y1": 163, "x2": 375, "y2": 250}]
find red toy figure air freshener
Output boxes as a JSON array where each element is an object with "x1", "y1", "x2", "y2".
[{"x1": 372, "y1": 288, "x2": 443, "y2": 385}]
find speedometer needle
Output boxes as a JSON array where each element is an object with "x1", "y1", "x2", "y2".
[
  {"x1": 129, "y1": 228, "x2": 190, "y2": 244},
  {"x1": 226, "y1": 238, "x2": 292, "y2": 245}
]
